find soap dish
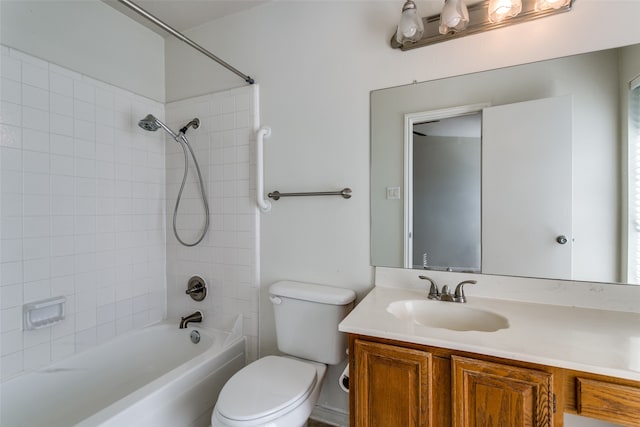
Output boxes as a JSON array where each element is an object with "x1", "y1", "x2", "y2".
[{"x1": 23, "y1": 296, "x2": 66, "y2": 330}]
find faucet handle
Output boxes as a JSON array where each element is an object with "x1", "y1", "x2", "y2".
[
  {"x1": 453, "y1": 280, "x2": 476, "y2": 303},
  {"x1": 419, "y1": 276, "x2": 439, "y2": 299}
]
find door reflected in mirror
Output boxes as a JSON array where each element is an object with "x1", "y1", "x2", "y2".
[{"x1": 371, "y1": 43, "x2": 640, "y2": 286}]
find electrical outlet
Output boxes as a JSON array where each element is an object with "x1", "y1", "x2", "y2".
[{"x1": 386, "y1": 187, "x2": 401, "y2": 200}]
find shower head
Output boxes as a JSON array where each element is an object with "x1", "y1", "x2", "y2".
[
  {"x1": 138, "y1": 114, "x2": 179, "y2": 139},
  {"x1": 138, "y1": 114, "x2": 160, "y2": 132}
]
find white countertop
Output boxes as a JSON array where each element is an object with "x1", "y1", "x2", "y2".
[{"x1": 339, "y1": 286, "x2": 640, "y2": 381}]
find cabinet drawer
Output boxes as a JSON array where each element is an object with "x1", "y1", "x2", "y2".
[{"x1": 577, "y1": 378, "x2": 640, "y2": 427}]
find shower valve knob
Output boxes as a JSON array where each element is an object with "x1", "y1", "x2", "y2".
[{"x1": 186, "y1": 276, "x2": 207, "y2": 301}]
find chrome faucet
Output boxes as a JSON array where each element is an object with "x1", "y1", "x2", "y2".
[
  {"x1": 419, "y1": 276, "x2": 440, "y2": 300},
  {"x1": 179, "y1": 311, "x2": 203, "y2": 329},
  {"x1": 419, "y1": 276, "x2": 476, "y2": 303}
]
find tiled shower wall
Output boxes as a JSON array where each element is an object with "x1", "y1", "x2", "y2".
[
  {"x1": 165, "y1": 86, "x2": 259, "y2": 361},
  {"x1": 0, "y1": 46, "x2": 166, "y2": 380}
]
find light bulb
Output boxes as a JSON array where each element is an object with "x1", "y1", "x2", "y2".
[
  {"x1": 439, "y1": 0, "x2": 470, "y2": 35},
  {"x1": 535, "y1": 0, "x2": 570, "y2": 10},
  {"x1": 396, "y1": 0, "x2": 424, "y2": 44},
  {"x1": 488, "y1": 0, "x2": 522, "y2": 23}
]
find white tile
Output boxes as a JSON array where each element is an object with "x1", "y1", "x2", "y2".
[
  {"x1": 0, "y1": 170, "x2": 22, "y2": 194},
  {"x1": 23, "y1": 128, "x2": 50, "y2": 152},
  {"x1": 0, "y1": 124, "x2": 22, "y2": 148},
  {"x1": 23, "y1": 106, "x2": 49, "y2": 132},
  {"x1": 23, "y1": 258, "x2": 50, "y2": 283},
  {"x1": 96, "y1": 89, "x2": 115, "y2": 109},
  {"x1": 51, "y1": 235, "x2": 74, "y2": 257},
  {"x1": 51, "y1": 215, "x2": 74, "y2": 236},
  {"x1": 50, "y1": 113, "x2": 74, "y2": 136},
  {"x1": 51, "y1": 194, "x2": 74, "y2": 216},
  {"x1": 23, "y1": 216, "x2": 50, "y2": 238},
  {"x1": 23, "y1": 279, "x2": 51, "y2": 302},
  {"x1": 0, "y1": 193, "x2": 22, "y2": 217},
  {"x1": 50, "y1": 274, "x2": 75, "y2": 296},
  {"x1": 23, "y1": 342, "x2": 51, "y2": 371},
  {"x1": 50, "y1": 93, "x2": 73, "y2": 116},
  {"x1": 1, "y1": 329, "x2": 23, "y2": 356},
  {"x1": 0, "y1": 217, "x2": 22, "y2": 240},
  {"x1": 23, "y1": 237, "x2": 51, "y2": 260},
  {"x1": 0, "y1": 54, "x2": 21, "y2": 81},
  {"x1": 74, "y1": 80, "x2": 95, "y2": 103},
  {"x1": 51, "y1": 154, "x2": 74, "y2": 176},
  {"x1": 23, "y1": 194, "x2": 50, "y2": 216},
  {"x1": 50, "y1": 72, "x2": 73, "y2": 96},
  {"x1": 75, "y1": 309, "x2": 97, "y2": 333},
  {"x1": 74, "y1": 216, "x2": 96, "y2": 235},
  {"x1": 75, "y1": 158, "x2": 96, "y2": 178},
  {"x1": 22, "y1": 62, "x2": 49, "y2": 90},
  {"x1": 74, "y1": 119, "x2": 95, "y2": 141},
  {"x1": 0, "y1": 147, "x2": 21, "y2": 171},
  {"x1": 75, "y1": 139, "x2": 95, "y2": 159},
  {"x1": 74, "y1": 99, "x2": 95, "y2": 122},
  {"x1": 0, "y1": 101, "x2": 21, "y2": 126},
  {"x1": 23, "y1": 84, "x2": 49, "y2": 111},
  {"x1": 0, "y1": 255, "x2": 23, "y2": 289},
  {"x1": 0, "y1": 351, "x2": 23, "y2": 380},
  {"x1": 0, "y1": 239, "x2": 22, "y2": 263},
  {"x1": 23, "y1": 150, "x2": 49, "y2": 173},
  {"x1": 23, "y1": 172, "x2": 50, "y2": 195},
  {"x1": 50, "y1": 134, "x2": 74, "y2": 156},
  {"x1": 51, "y1": 175, "x2": 75, "y2": 196},
  {"x1": 1, "y1": 78, "x2": 21, "y2": 103},
  {"x1": 50, "y1": 256, "x2": 74, "y2": 279}
]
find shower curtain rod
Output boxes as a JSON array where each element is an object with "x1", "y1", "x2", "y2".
[{"x1": 116, "y1": 0, "x2": 255, "y2": 85}]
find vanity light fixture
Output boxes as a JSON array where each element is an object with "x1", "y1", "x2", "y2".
[
  {"x1": 396, "y1": 0, "x2": 425, "y2": 45},
  {"x1": 487, "y1": 0, "x2": 522, "y2": 23},
  {"x1": 439, "y1": 0, "x2": 470, "y2": 34},
  {"x1": 391, "y1": 0, "x2": 575, "y2": 50}
]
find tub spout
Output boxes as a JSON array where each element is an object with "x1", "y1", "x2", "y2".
[{"x1": 179, "y1": 311, "x2": 203, "y2": 329}]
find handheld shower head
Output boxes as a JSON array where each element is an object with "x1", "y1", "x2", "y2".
[
  {"x1": 179, "y1": 118, "x2": 200, "y2": 134},
  {"x1": 138, "y1": 114, "x2": 179, "y2": 139},
  {"x1": 138, "y1": 114, "x2": 161, "y2": 132}
]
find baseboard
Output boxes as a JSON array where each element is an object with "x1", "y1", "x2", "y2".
[{"x1": 310, "y1": 405, "x2": 349, "y2": 427}]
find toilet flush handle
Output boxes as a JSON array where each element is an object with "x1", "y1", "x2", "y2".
[{"x1": 269, "y1": 296, "x2": 282, "y2": 305}]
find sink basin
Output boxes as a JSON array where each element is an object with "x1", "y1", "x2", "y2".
[{"x1": 386, "y1": 300, "x2": 509, "y2": 332}]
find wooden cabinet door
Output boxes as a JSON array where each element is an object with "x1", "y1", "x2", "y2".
[
  {"x1": 452, "y1": 356, "x2": 554, "y2": 427},
  {"x1": 354, "y1": 339, "x2": 432, "y2": 427}
]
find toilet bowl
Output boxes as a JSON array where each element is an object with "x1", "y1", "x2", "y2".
[
  {"x1": 211, "y1": 356, "x2": 326, "y2": 427},
  {"x1": 211, "y1": 281, "x2": 356, "y2": 427}
]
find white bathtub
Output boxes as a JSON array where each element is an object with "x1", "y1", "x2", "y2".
[{"x1": 0, "y1": 320, "x2": 245, "y2": 427}]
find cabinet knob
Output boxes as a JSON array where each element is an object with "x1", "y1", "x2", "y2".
[{"x1": 556, "y1": 235, "x2": 568, "y2": 245}]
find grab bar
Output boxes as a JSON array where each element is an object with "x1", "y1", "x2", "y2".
[
  {"x1": 256, "y1": 126, "x2": 272, "y2": 212},
  {"x1": 268, "y1": 188, "x2": 352, "y2": 200}
]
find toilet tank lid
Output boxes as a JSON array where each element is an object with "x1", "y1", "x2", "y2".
[{"x1": 270, "y1": 281, "x2": 356, "y2": 305}]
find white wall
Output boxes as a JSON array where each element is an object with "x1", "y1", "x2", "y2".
[
  {"x1": 0, "y1": 0, "x2": 165, "y2": 102},
  {"x1": 0, "y1": 46, "x2": 166, "y2": 380},
  {"x1": 164, "y1": 0, "x2": 640, "y2": 417}
]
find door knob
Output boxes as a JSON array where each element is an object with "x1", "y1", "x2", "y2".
[{"x1": 556, "y1": 235, "x2": 568, "y2": 245}]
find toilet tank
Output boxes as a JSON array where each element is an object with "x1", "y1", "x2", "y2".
[{"x1": 269, "y1": 281, "x2": 356, "y2": 365}]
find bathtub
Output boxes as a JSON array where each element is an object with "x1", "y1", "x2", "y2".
[{"x1": 0, "y1": 319, "x2": 246, "y2": 427}]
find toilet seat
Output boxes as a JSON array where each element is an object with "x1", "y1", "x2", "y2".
[{"x1": 215, "y1": 356, "x2": 318, "y2": 424}]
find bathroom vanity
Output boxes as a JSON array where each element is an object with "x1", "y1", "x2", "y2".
[{"x1": 339, "y1": 286, "x2": 640, "y2": 427}]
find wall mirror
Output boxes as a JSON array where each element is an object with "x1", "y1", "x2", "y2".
[{"x1": 370, "y1": 42, "x2": 640, "y2": 285}]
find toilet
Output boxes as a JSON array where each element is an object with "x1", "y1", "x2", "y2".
[{"x1": 211, "y1": 281, "x2": 356, "y2": 427}]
